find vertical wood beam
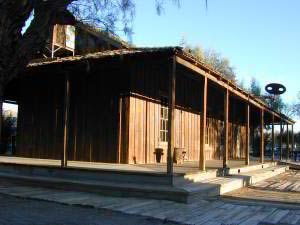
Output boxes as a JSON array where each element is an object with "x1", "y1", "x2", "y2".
[
  {"x1": 223, "y1": 88, "x2": 229, "y2": 169},
  {"x1": 287, "y1": 123, "x2": 289, "y2": 161},
  {"x1": 245, "y1": 102, "x2": 250, "y2": 165},
  {"x1": 280, "y1": 120, "x2": 283, "y2": 161},
  {"x1": 260, "y1": 109, "x2": 264, "y2": 164},
  {"x1": 117, "y1": 97, "x2": 123, "y2": 163},
  {"x1": 199, "y1": 76, "x2": 207, "y2": 171},
  {"x1": 167, "y1": 56, "x2": 176, "y2": 176},
  {"x1": 271, "y1": 114, "x2": 275, "y2": 162},
  {"x1": 62, "y1": 73, "x2": 70, "y2": 167},
  {"x1": 0, "y1": 97, "x2": 3, "y2": 154}
]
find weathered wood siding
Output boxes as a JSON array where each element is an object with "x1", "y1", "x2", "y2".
[
  {"x1": 127, "y1": 98, "x2": 246, "y2": 164},
  {"x1": 127, "y1": 96, "x2": 201, "y2": 164},
  {"x1": 174, "y1": 109, "x2": 201, "y2": 162},
  {"x1": 125, "y1": 62, "x2": 247, "y2": 164},
  {"x1": 75, "y1": 26, "x2": 121, "y2": 55},
  {"x1": 9, "y1": 54, "x2": 247, "y2": 164},
  {"x1": 16, "y1": 74, "x2": 65, "y2": 159},
  {"x1": 14, "y1": 59, "x2": 128, "y2": 163},
  {"x1": 125, "y1": 61, "x2": 202, "y2": 164},
  {"x1": 67, "y1": 63, "x2": 127, "y2": 163}
]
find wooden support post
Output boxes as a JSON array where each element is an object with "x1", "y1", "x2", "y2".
[
  {"x1": 271, "y1": 114, "x2": 275, "y2": 162},
  {"x1": 199, "y1": 76, "x2": 207, "y2": 171},
  {"x1": 287, "y1": 123, "x2": 289, "y2": 161},
  {"x1": 117, "y1": 97, "x2": 123, "y2": 163},
  {"x1": 260, "y1": 109, "x2": 264, "y2": 164},
  {"x1": 292, "y1": 124, "x2": 295, "y2": 160},
  {"x1": 167, "y1": 56, "x2": 176, "y2": 176},
  {"x1": 223, "y1": 88, "x2": 229, "y2": 169},
  {"x1": 245, "y1": 102, "x2": 250, "y2": 166},
  {"x1": 0, "y1": 96, "x2": 3, "y2": 154},
  {"x1": 280, "y1": 120, "x2": 283, "y2": 161},
  {"x1": 62, "y1": 73, "x2": 70, "y2": 167}
]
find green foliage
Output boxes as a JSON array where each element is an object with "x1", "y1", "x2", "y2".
[
  {"x1": 250, "y1": 78, "x2": 261, "y2": 96},
  {"x1": 265, "y1": 95, "x2": 286, "y2": 113},
  {"x1": 249, "y1": 78, "x2": 287, "y2": 113},
  {"x1": 237, "y1": 79, "x2": 246, "y2": 90},
  {"x1": 291, "y1": 91, "x2": 300, "y2": 118},
  {"x1": 68, "y1": 0, "x2": 136, "y2": 36},
  {"x1": 68, "y1": 0, "x2": 181, "y2": 37},
  {"x1": 183, "y1": 45, "x2": 236, "y2": 82}
]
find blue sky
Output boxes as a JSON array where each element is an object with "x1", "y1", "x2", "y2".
[
  {"x1": 118, "y1": 0, "x2": 300, "y2": 130},
  {"x1": 5, "y1": 1, "x2": 299, "y2": 130}
]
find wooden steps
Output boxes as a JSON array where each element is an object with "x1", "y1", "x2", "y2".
[
  {"x1": 227, "y1": 162, "x2": 278, "y2": 175},
  {"x1": 173, "y1": 169, "x2": 218, "y2": 185},
  {"x1": 0, "y1": 171, "x2": 190, "y2": 203},
  {"x1": 280, "y1": 161, "x2": 300, "y2": 170},
  {"x1": 0, "y1": 162, "x2": 173, "y2": 185},
  {"x1": 176, "y1": 164, "x2": 289, "y2": 203},
  {"x1": 0, "y1": 162, "x2": 289, "y2": 203}
]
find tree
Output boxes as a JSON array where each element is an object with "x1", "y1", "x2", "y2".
[
  {"x1": 0, "y1": 1, "x2": 136, "y2": 94},
  {"x1": 0, "y1": 0, "x2": 180, "y2": 146},
  {"x1": 265, "y1": 95, "x2": 286, "y2": 113},
  {"x1": 249, "y1": 77, "x2": 287, "y2": 112},
  {"x1": 184, "y1": 45, "x2": 236, "y2": 82},
  {"x1": 1, "y1": 112, "x2": 17, "y2": 154},
  {"x1": 291, "y1": 91, "x2": 300, "y2": 117},
  {"x1": 249, "y1": 77, "x2": 261, "y2": 96}
]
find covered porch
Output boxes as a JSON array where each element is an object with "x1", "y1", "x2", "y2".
[
  {"x1": 1, "y1": 47, "x2": 295, "y2": 178},
  {"x1": 0, "y1": 156, "x2": 274, "y2": 175}
]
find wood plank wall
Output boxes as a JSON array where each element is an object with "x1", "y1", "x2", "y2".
[
  {"x1": 125, "y1": 61, "x2": 246, "y2": 164},
  {"x1": 11, "y1": 56, "x2": 248, "y2": 163},
  {"x1": 127, "y1": 96, "x2": 246, "y2": 164},
  {"x1": 14, "y1": 60, "x2": 126, "y2": 163},
  {"x1": 67, "y1": 65, "x2": 122, "y2": 163},
  {"x1": 16, "y1": 74, "x2": 65, "y2": 159},
  {"x1": 127, "y1": 96, "x2": 201, "y2": 164}
]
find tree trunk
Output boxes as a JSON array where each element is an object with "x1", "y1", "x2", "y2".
[
  {"x1": 0, "y1": 0, "x2": 73, "y2": 88},
  {"x1": 0, "y1": 82, "x2": 4, "y2": 154}
]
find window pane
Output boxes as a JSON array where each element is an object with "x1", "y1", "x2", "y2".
[{"x1": 160, "y1": 105, "x2": 169, "y2": 142}]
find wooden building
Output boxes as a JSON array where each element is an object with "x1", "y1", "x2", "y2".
[
  {"x1": 4, "y1": 47, "x2": 295, "y2": 173},
  {"x1": 38, "y1": 22, "x2": 131, "y2": 59}
]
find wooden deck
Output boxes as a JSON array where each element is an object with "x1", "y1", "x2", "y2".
[
  {"x1": 223, "y1": 170, "x2": 300, "y2": 206},
  {"x1": 0, "y1": 156, "x2": 264, "y2": 175},
  {"x1": 0, "y1": 170, "x2": 299, "y2": 225}
]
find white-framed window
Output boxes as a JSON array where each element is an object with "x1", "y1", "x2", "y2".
[
  {"x1": 160, "y1": 105, "x2": 169, "y2": 142},
  {"x1": 159, "y1": 97, "x2": 169, "y2": 142}
]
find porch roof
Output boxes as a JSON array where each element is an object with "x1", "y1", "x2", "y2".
[{"x1": 27, "y1": 47, "x2": 295, "y2": 124}]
